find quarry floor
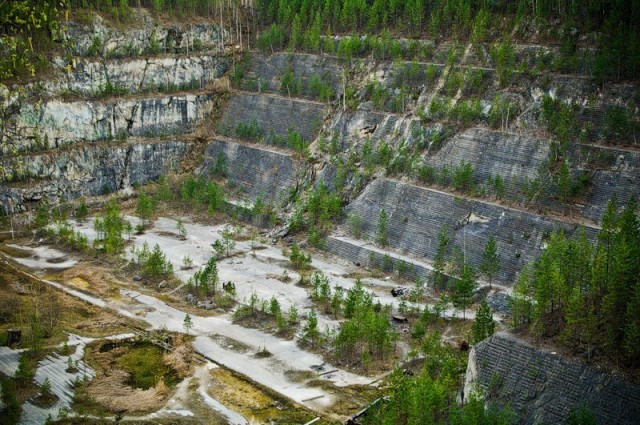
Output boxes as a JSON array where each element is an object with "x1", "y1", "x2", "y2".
[{"x1": 0, "y1": 215, "x2": 500, "y2": 423}]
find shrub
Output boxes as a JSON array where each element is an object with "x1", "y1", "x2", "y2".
[
  {"x1": 347, "y1": 213, "x2": 362, "y2": 239},
  {"x1": 452, "y1": 161, "x2": 474, "y2": 193},
  {"x1": 289, "y1": 242, "x2": 311, "y2": 270},
  {"x1": 235, "y1": 117, "x2": 262, "y2": 141},
  {"x1": 375, "y1": 209, "x2": 389, "y2": 247},
  {"x1": 87, "y1": 35, "x2": 103, "y2": 57}
]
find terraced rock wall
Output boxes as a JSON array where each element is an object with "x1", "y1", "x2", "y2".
[
  {"x1": 325, "y1": 236, "x2": 432, "y2": 282},
  {"x1": 5, "y1": 94, "x2": 214, "y2": 154},
  {"x1": 203, "y1": 139, "x2": 305, "y2": 205},
  {"x1": 427, "y1": 129, "x2": 550, "y2": 194},
  {"x1": 46, "y1": 55, "x2": 229, "y2": 98},
  {"x1": 342, "y1": 178, "x2": 598, "y2": 285},
  {"x1": 65, "y1": 9, "x2": 226, "y2": 57},
  {"x1": 463, "y1": 333, "x2": 640, "y2": 425},
  {"x1": 218, "y1": 93, "x2": 326, "y2": 143},
  {"x1": 1, "y1": 141, "x2": 188, "y2": 214}
]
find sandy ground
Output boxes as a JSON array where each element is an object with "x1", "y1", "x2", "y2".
[{"x1": 69, "y1": 216, "x2": 473, "y2": 320}]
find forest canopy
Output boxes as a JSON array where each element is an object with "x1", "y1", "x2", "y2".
[{"x1": 1, "y1": 0, "x2": 639, "y2": 82}]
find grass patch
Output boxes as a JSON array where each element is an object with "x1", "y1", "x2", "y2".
[
  {"x1": 115, "y1": 341, "x2": 179, "y2": 389},
  {"x1": 208, "y1": 368, "x2": 335, "y2": 424}
]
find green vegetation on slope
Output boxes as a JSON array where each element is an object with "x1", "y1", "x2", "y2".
[
  {"x1": 512, "y1": 198, "x2": 640, "y2": 368},
  {"x1": 360, "y1": 333, "x2": 514, "y2": 425},
  {"x1": 254, "y1": 0, "x2": 639, "y2": 82},
  {"x1": 0, "y1": 1, "x2": 66, "y2": 81}
]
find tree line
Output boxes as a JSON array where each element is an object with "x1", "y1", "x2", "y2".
[
  {"x1": 254, "y1": 0, "x2": 639, "y2": 82},
  {"x1": 256, "y1": 0, "x2": 639, "y2": 37},
  {"x1": 3, "y1": 1, "x2": 638, "y2": 82}
]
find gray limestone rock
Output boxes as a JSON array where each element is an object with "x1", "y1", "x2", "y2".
[{"x1": 463, "y1": 332, "x2": 640, "y2": 425}]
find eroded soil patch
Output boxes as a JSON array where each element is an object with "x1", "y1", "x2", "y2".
[{"x1": 80, "y1": 339, "x2": 180, "y2": 414}]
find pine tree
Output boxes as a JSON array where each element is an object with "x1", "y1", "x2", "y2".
[
  {"x1": 471, "y1": 300, "x2": 495, "y2": 343},
  {"x1": 606, "y1": 199, "x2": 640, "y2": 360},
  {"x1": 176, "y1": 218, "x2": 187, "y2": 240},
  {"x1": 453, "y1": 264, "x2": 477, "y2": 320},
  {"x1": 302, "y1": 308, "x2": 320, "y2": 347},
  {"x1": 136, "y1": 191, "x2": 154, "y2": 228},
  {"x1": 221, "y1": 225, "x2": 236, "y2": 257},
  {"x1": 269, "y1": 296, "x2": 281, "y2": 317},
  {"x1": 431, "y1": 225, "x2": 450, "y2": 289},
  {"x1": 480, "y1": 235, "x2": 500, "y2": 288},
  {"x1": 557, "y1": 160, "x2": 572, "y2": 205},
  {"x1": 306, "y1": 13, "x2": 322, "y2": 52},
  {"x1": 623, "y1": 284, "x2": 640, "y2": 363},
  {"x1": 183, "y1": 313, "x2": 193, "y2": 335},
  {"x1": 15, "y1": 354, "x2": 34, "y2": 386},
  {"x1": 100, "y1": 200, "x2": 126, "y2": 259},
  {"x1": 193, "y1": 256, "x2": 219, "y2": 297},
  {"x1": 598, "y1": 197, "x2": 618, "y2": 294},
  {"x1": 492, "y1": 35, "x2": 515, "y2": 87},
  {"x1": 375, "y1": 208, "x2": 389, "y2": 247},
  {"x1": 289, "y1": 15, "x2": 302, "y2": 50}
]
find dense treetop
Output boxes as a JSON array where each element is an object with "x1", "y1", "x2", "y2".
[{"x1": 512, "y1": 198, "x2": 640, "y2": 369}]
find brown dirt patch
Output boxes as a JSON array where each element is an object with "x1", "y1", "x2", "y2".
[
  {"x1": 73, "y1": 312, "x2": 133, "y2": 335},
  {"x1": 208, "y1": 368, "x2": 331, "y2": 424},
  {"x1": 209, "y1": 334, "x2": 253, "y2": 354},
  {"x1": 284, "y1": 369, "x2": 317, "y2": 383},
  {"x1": 87, "y1": 369, "x2": 166, "y2": 413},
  {"x1": 63, "y1": 266, "x2": 122, "y2": 297}
]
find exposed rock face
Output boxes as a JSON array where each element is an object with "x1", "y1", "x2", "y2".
[
  {"x1": 571, "y1": 144, "x2": 640, "y2": 222},
  {"x1": 0, "y1": 141, "x2": 188, "y2": 214},
  {"x1": 463, "y1": 333, "x2": 640, "y2": 425},
  {"x1": 64, "y1": 9, "x2": 226, "y2": 57},
  {"x1": 428, "y1": 129, "x2": 551, "y2": 194},
  {"x1": 204, "y1": 139, "x2": 306, "y2": 205},
  {"x1": 5, "y1": 94, "x2": 214, "y2": 154},
  {"x1": 0, "y1": 8, "x2": 229, "y2": 213},
  {"x1": 45, "y1": 55, "x2": 229, "y2": 98},
  {"x1": 325, "y1": 235, "x2": 432, "y2": 281},
  {"x1": 218, "y1": 93, "x2": 327, "y2": 143},
  {"x1": 343, "y1": 178, "x2": 598, "y2": 285},
  {"x1": 326, "y1": 109, "x2": 418, "y2": 152}
]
